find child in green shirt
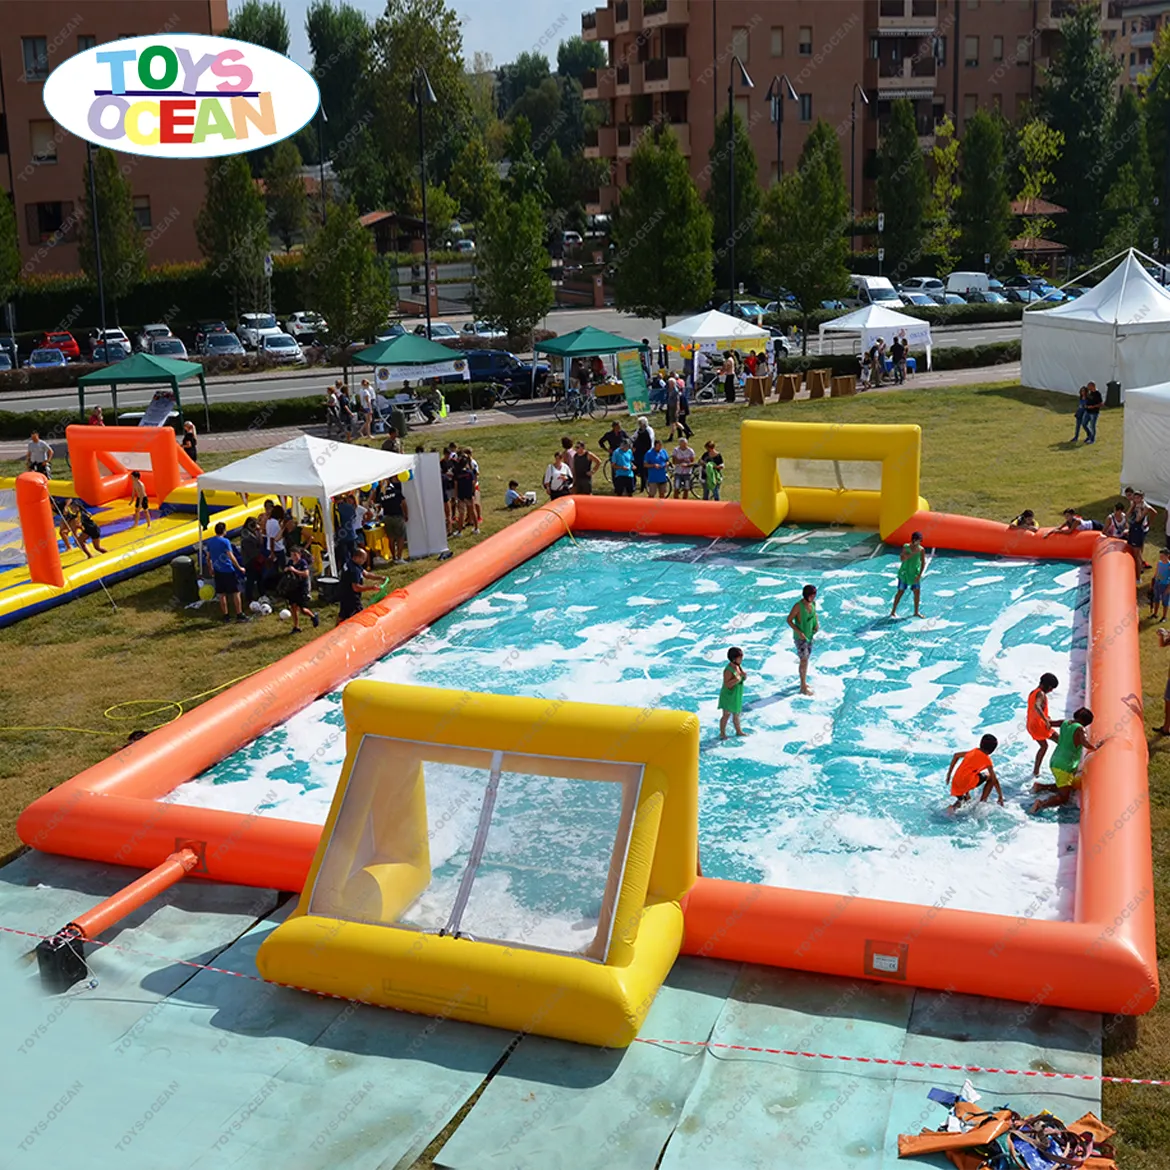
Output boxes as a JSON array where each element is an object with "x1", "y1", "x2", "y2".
[{"x1": 890, "y1": 531, "x2": 925, "y2": 618}]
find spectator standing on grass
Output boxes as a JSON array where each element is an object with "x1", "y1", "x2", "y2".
[
  {"x1": 336, "y1": 384, "x2": 356, "y2": 439},
  {"x1": 640, "y1": 339, "x2": 652, "y2": 379},
  {"x1": 381, "y1": 427, "x2": 403, "y2": 454},
  {"x1": 756, "y1": 350, "x2": 770, "y2": 381},
  {"x1": 599, "y1": 420, "x2": 628, "y2": 455},
  {"x1": 1082, "y1": 381, "x2": 1103, "y2": 444},
  {"x1": 357, "y1": 379, "x2": 374, "y2": 438},
  {"x1": 26, "y1": 431, "x2": 53, "y2": 475},
  {"x1": 334, "y1": 494, "x2": 358, "y2": 564},
  {"x1": 632, "y1": 416, "x2": 655, "y2": 491},
  {"x1": 701, "y1": 441, "x2": 725, "y2": 501},
  {"x1": 721, "y1": 353, "x2": 737, "y2": 403},
  {"x1": 572, "y1": 441, "x2": 601, "y2": 494},
  {"x1": 1105, "y1": 503, "x2": 1129, "y2": 539},
  {"x1": 544, "y1": 450, "x2": 574, "y2": 499},
  {"x1": 239, "y1": 516, "x2": 266, "y2": 604},
  {"x1": 440, "y1": 444, "x2": 457, "y2": 532},
  {"x1": 380, "y1": 476, "x2": 409, "y2": 563},
  {"x1": 466, "y1": 446, "x2": 483, "y2": 528},
  {"x1": 265, "y1": 504, "x2": 286, "y2": 567},
  {"x1": 280, "y1": 545, "x2": 319, "y2": 632},
  {"x1": 671, "y1": 437, "x2": 696, "y2": 494},
  {"x1": 453, "y1": 452, "x2": 479, "y2": 535},
  {"x1": 204, "y1": 521, "x2": 247, "y2": 623},
  {"x1": 645, "y1": 439, "x2": 670, "y2": 497},
  {"x1": 88, "y1": 406, "x2": 105, "y2": 426},
  {"x1": 676, "y1": 386, "x2": 693, "y2": 440},
  {"x1": 611, "y1": 438, "x2": 635, "y2": 496},
  {"x1": 665, "y1": 376, "x2": 680, "y2": 441},
  {"x1": 181, "y1": 421, "x2": 198, "y2": 463},
  {"x1": 889, "y1": 335, "x2": 906, "y2": 385},
  {"x1": 1073, "y1": 385, "x2": 1090, "y2": 442},
  {"x1": 745, "y1": 350, "x2": 758, "y2": 377}
]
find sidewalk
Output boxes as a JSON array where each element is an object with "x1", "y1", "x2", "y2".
[{"x1": 0, "y1": 364, "x2": 1020, "y2": 461}]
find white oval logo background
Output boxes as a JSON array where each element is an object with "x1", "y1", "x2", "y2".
[{"x1": 43, "y1": 34, "x2": 319, "y2": 159}]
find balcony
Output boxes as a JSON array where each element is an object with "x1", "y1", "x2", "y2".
[
  {"x1": 877, "y1": 57, "x2": 937, "y2": 92},
  {"x1": 643, "y1": 0, "x2": 687, "y2": 27},
  {"x1": 615, "y1": 0, "x2": 642, "y2": 33},
  {"x1": 583, "y1": 67, "x2": 616, "y2": 100},
  {"x1": 586, "y1": 124, "x2": 618, "y2": 159},
  {"x1": 1131, "y1": 61, "x2": 1153, "y2": 81},
  {"x1": 1131, "y1": 29, "x2": 1156, "y2": 48},
  {"x1": 615, "y1": 62, "x2": 641, "y2": 96},
  {"x1": 1037, "y1": 0, "x2": 1078, "y2": 30},
  {"x1": 618, "y1": 121, "x2": 660, "y2": 157},
  {"x1": 582, "y1": 6, "x2": 614, "y2": 41},
  {"x1": 877, "y1": 0, "x2": 938, "y2": 34},
  {"x1": 642, "y1": 55, "x2": 689, "y2": 92},
  {"x1": 665, "y1": 121, "x2": 690, "y2": 155}
]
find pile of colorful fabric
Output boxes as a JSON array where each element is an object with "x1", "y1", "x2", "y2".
[{"x1": 898, "y1": 1084, "x2": 1118, "y2": 1169}]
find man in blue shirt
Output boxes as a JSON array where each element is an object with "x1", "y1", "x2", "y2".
[
  {"x1": 203, "y1": 521, "x2": 247, "y2": 623},
  {"x1": 610, "y1": 437, "x2": 635, "y2": 496},
  {"x1": 644, "y1": 439, "x2": 670, "y2": 497}
]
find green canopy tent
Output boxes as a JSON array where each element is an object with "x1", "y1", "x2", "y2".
[
  {"x1": 77, "y1": 352, "x2": 212, "y2": 430},
  {"x1": 352, "y1": 334, "x2": 470, "y2": 419},
  {"x1": 534, "y1": 325, "x2": 650, "y2": 400}
]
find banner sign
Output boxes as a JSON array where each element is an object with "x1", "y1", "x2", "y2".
[{"x1": 616, "y1": 350, "x2": 649, "y2": 415}]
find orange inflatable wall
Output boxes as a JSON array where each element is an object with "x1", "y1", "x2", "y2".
[
  {"x1": 68, "y1": 425, "x2": 191, "y2": 506},
  {"x1": 16, "y1": 499, "x2": 1157, "y2": 1017},
  {"x1": 15, "y1": 472, "x2": 64, "y2": 588}
]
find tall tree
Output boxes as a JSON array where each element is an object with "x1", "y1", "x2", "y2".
[
  {"x1": 497, "y1": 51, "x2": 551, "y2": 114},
  {"x1": 705, "y1": 108, "x2": 762, "y2": 297},
  {"x1": 467, "y1": 51, "x2": 499, "y2": 135},
  {"x1": 1097, "y1": 164, "x2": 1156, "y2": 259},
  {"x1": 226, "y1": 0, "x2": 290, "y2": 53},
  {"x1": 78, "y1": 147, "x2": 146, "y2": 320},
  {"x1": 1037, "y1": 0, "x2": 1120, "y2": 258},
  {"x1": 196, "y1": 155, "x2": 269, "y2": 317},
  {"x1": 0, "y1": 193, "x2": 21, "y2": 313},
  {"x1": 1013, "y1": 119, "x2": 1064, "y2": 275},
  {"x1": 557, "y1": 35, "x2": 605, "y2": 82},
  {"x1": 476, "y1": 192, "x2": 553, "y2": 337},
  {"x1": 926, "y1": 115, "x2": 961, "y2": 274},
  {"x1": 1142, "y1": 24, "x2": 1170, "y2": 240},
  {"x1": 263, "y1": 139, "x2": 309, "y2": 251},
  {"x1": 306, "y1": 1, "x2": 371, "y2": 136},
  {"x1": 503, "y1": 116, "x2": 547, "y2": 205},
  {"x1": 448, "y1": 134, "x2": 498, "y2": 223},
  {"x1": 1112, "y1": 88, "x2": 1153, "y2": 212},
  {"x1": 875, "y1": 99, "x2": 930, "y2": 274},
  {"x1": 612, "y1": 128, "x2": 713, "y2": 325},
  {"x1": 758, "y1": 120, "x2": 851, "y2": 353},
  {"x1": 302, "y1": 201, "x2": 392, "y2": 363},
  {"x1": 954, "y1": 111, "x2": 1011, "y2": 271}
]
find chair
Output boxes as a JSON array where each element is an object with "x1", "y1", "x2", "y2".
[
  {"x1": 777, "y1": 374, "x2": 800, "y2": 402},
  {"x1": 831, "y1": 376, "x2": 857, "y2": 398}
]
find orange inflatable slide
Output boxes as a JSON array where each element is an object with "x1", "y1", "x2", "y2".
[{"x1": 17, "y1": 422, "x2": 1158, "y2": 1019}]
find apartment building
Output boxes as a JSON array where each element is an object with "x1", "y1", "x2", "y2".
[
  {"x1": 0, "y1": 0, "x2": 230, "y2": 277},
  {"x1": 581, "y1": 0, "x2": 1077, "y2": 216},
  {"x1": 1104, "y1": 0, "x2": 1170, "y2": 91}
]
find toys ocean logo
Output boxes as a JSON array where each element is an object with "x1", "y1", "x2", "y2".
[{"x1": 43, "y1": 35, "x2": 319, "y2": 160}]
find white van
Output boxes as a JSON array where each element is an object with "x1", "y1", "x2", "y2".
[
  {"x1": 946, "y1": 271, "x2": 990, "y2": 294},
  {"x1": 848, "y1": 274, "x2": 904, "y2": 307}
]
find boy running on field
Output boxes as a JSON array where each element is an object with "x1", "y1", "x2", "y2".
[
  {"x1": 946, "y1": 733, "x2": 1003, "y2": 811},
  {"x1": 1027, "y1": 673, "x2": 1059, "y2": 777},
  {"x1": 890, "y1": 530, "x2": 926, "y2": 618}
]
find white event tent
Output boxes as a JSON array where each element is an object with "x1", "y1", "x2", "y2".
[
  {"x1": 1121, "y1": 382, "x2": 1170, "y2": 507},
  {"x1": 818, "y1": 304, "x2": 933, "y2": 369},
  {"x1": 659, "y1": 309, "x2": 771, "y2": 355},
  {"x1": 196, "y1": 433, "x2": 447, "y2": 574},
  {"x1": 1020, "y1": 249, "x2": 1170, "y2": 397}
]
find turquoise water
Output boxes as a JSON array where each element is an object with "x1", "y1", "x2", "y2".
[{"x1": 170, "y1": 528, "x2": 1088, "y2": 921}]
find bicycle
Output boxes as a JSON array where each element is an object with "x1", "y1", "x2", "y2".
[
  {"x1": 553, "y1": 387, "x2": 608, "y2": 423},
  {"x1": 669, "y1": 465, "x2": 699, "y2": 499}
]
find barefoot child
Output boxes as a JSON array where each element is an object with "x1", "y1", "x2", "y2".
[
  {"x1": 1150, "y1": 548, "x2": 1170, "y2": 620},
  {"x1": 281, "y1": 545, "x2": 320, "y2": 633},
  {"x1": 786, "y1": 584, "x2": 819, "y2": 696},
  {"x1": 718, "y1": 647, "x2": 746, "y2": 739},
  {"x1": 1031, "y1": 707, "x2": 1101, "y2": 813},
  {"x1": 130, "y1": 470, "x2": 151, "y2": 528},
  {"x1": 890, "y1": 531, "x2": 926, "y2": 618},
  {"x1": 1027, "y1": 673, "x2": 1059, "y2": 777},
  {"x1": 946, "y1": 733, "x2": 1003, "y2": 811}
]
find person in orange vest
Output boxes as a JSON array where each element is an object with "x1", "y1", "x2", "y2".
[
  {"x1": 1026, "y1": 673, "x2": 1059, "y2": 777},
  {"x1": 945, "y1": 733, "x2": 1003, "y2": 812}
]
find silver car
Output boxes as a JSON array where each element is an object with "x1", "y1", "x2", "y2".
[{"x1": 260, "y1": 332, "x2": 306, "y2": 364}]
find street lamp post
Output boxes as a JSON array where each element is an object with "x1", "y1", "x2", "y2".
[
  {"x1": 765, "y1": 75, "x2": 799, "y2": 182},
  {"x1": 85, "y1": 142, "x2": 107, "y2": 362},
  {"x1": 727, "y1": 54, "x2": 754, "y2": 318},
  {"x1": 315, "y1": 103, "x2": 329, "y2": 225},
  {"x1": 413, "y1": 67, "x2": 439, "y2": 336},
  {"x1": 850, "y1": 82, "x2": 869, "y2": 253}
]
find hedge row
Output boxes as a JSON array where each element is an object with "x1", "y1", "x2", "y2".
[
  {"x1": 773, "y1": 340, "x2": 1021, "y2": 378},
  {"x1": 766, "y1": 301, "x2": 1054, "y2": 330}
]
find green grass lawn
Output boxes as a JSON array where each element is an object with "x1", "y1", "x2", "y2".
[{"x1": 2, "y1": 383, "x2": 1169, "y2": 1165}]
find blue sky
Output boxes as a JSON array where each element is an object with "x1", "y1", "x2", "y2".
[{"x1": 250, "y1": 0, "x2": 578, "y2": 71}]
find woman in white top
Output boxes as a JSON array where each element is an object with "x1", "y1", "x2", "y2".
[
  {"x1": 543, "y1": 451, "x2": 573, "y2": 499},
  {"x1": 265, "y1": 504, "x2": 287, "y2": 566}
]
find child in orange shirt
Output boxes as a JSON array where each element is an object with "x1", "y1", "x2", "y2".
[
  {"x1": 946, "y1": 733, "x2": 1003, "y2": 812},
  {"x1": 1026, "y1": 673, "x2": 1059, "y2": 777}
]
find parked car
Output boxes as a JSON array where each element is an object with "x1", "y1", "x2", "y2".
[
  {"x1": 900, "y1": 291, "x2": 935, "y2": 306},
  {"x1": 1061, "y1": 286, "x2": 1088, "y2": 299},
  {"x1": 195, "y1": 319, "x2": 230, "y2": 347},
  {"x1": 413, "y1": 322, "x2": 461, "y2": 340},
  {"x1": 259, "y1": 332, "x2": 306, "y2": 364},
  {"x1": 927, "y1": 292, "x2": 969, "y2": 305},
  {"x1": 375, "y1": 322, "x2": 407, "y2": 342},
  {"x1": 91, "y1": 327, "x2": 132, "y2": 355},
  {"x1": 1004, "y1": 287, "x2": 1046, "y2": 303},
  {"x1": 200, "y1": 332, "x2": 246, "y2": 356},
  {"x1": 765, "y1": 329, "x2": 792, "y2": 355},
  {"x1": 964, "y1": 290, "x2": 1009, "y2": 304},
  {"x1": 562, "y1": 230, "x2": 584, "y2": 248},
  {"x1": 136, "y1": 323, "x2": 173, "y2": 352},
  {"x1": 718, "y1": 301, "x2": 767, "y2": 322},
  {"x1": 284, "y1": 310, "x2": 327, "y2": 340},
  {"x1": 988, "y1": 278, "x2": 1005, "y2": 291},
  {"x1": 0, "y1": 337, "x2": 17, "y2": 368},
  {"x1": 92, "y1": 343, "x2": 130, "y2": 363},
  {"x1": 440, "y1": 349, "x2": 549, "y2": 390},
  {"x1": 454, "y1": 239, "x2": 476, "y2": 255},
  {"x1": 899, "y1": 276, "x2": 945, "y2": 294},
  {"x1": 1002, "y1": 275, "x2": 1046, "y2": 289},
  {"x1": 237, "y1": 312, "x2": 283, "y2": 350},
  {"x1": 945, "y1": 271, "x2": 990, "y2": 295},
  {"x1": 35, "y1": 330, "x2": 81, "y2": 361},
  {"x1": 28, "y1": 348, "x2": 69, "y2": 368},
  {"x1": 461, "y1": 321, "x2": 508, "y2": 340},
  {"x1": 847, "y1": 275, "x2": 903, "y2": 307},
  {"x1": 820, "y1": 299, "x2": 848, "y2": 310},
  {"x1": 0, "y1": 352, "x2": 12, "y2": 371},
  {"x1": 149, "y1": 337, "x2": 189, "y2": 359}
]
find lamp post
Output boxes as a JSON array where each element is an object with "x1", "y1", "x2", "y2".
[
  {"x1": 850, "y1": 82, "x2": 869, "y2": 253},
  {"x1": 765, "y1": 74, "x2": 799, "y2": 182},
  {"x1": 85, "y1": 142, "x2": 107, "y2": 362},
  {"x1": 413, "y1": 66, "x2": 438, "y2": 336},
  {"x1": 727, "y1": 54, "x2": 754, "y2": 318},
  {"x1": 315, "y1": 103, "x2": 329, "y2": 225}
]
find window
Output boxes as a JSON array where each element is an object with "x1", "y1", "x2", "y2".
[
  {"x1": 799, "y1": 26, "x2": 813, "y2": 56},
  {"x1": 963, "y1": 93, "x2": 977, "y2": 121},
  {"x1": 77, "y1": 35, "x2": 96, "y2": 53},
  {"x1": 1016, "y1": 37, "x2": 1030, "y2": 62},
  {"x1": 799, "y1": 93, "x2": 813, "y2": 121},
  {"x1": 967, "y1": 0, "x2": 979, "y2": 7},
  {"x1": 22, "y1": 36, "x2": 49, "y2": 80},
  {"x1": 1130, "y1": 51, "x2": 1136, "y2": 65},
  {"x1": 29, "y1": 120, "x2": 56, "y2": 164},
  {"x1": 991, "y1": 92, "x2": 1002, "y2": 112},
  {"x1": 771, "y1": 26, "x2": 784, "y2": 56},
  {"x1": 731, "y1": 26, "x2": 749, "y2": 63},
  {"x1": 992, "y1": 36, "x2": 1003, "y2": 60},
  {"x1": 934, "y1": 35, "x2": 946, "y2": 65},
  {"x1": 964, "y1": 35, "x2": 979, "y2": 66},
  {"x1": 25, "y1": 201, "x2": 73, "y2": 245},
  {"x1": 0, "y1": 115, "x2": 7, "y2": 156},
  {"x1": 133, "y1": 196, "x2": 151, "y2": 230},
  {"x1": 870, "y1": 37, "x2": 880, "y2": 59}
]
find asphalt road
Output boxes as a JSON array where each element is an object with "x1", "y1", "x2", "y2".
[{"x1": 0, "y1": 307, "x2": 1021, "y2": 414}]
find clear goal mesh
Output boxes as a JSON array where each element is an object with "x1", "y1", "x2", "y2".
[{"x1": 776, "y1": 457, "x2": 883, "y2": 492}]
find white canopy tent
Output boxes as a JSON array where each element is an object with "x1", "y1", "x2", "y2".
[
  {"x1": 659, "y1": 310, "x2": 771, "y2": 355},
  {"x1": 1121, "y1": 382, "x2": 1170, "y2": 507},
  {"x1": 1020, "y1": 249, "x2": 1170, "y2": 397},
  {"x1": 196, "y1": 433, "x2": 447, "y2": 575},
  {"x1": 818, "y1": 304, "x2": 933, "y2": 369}
]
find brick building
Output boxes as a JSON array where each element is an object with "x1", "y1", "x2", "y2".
[
  {"x1": 0, "y1": 0, "x2": 230, "y2": 277},
  {"x1": 581, "y1": 0, "x2": 1101, "y2": 216}
]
